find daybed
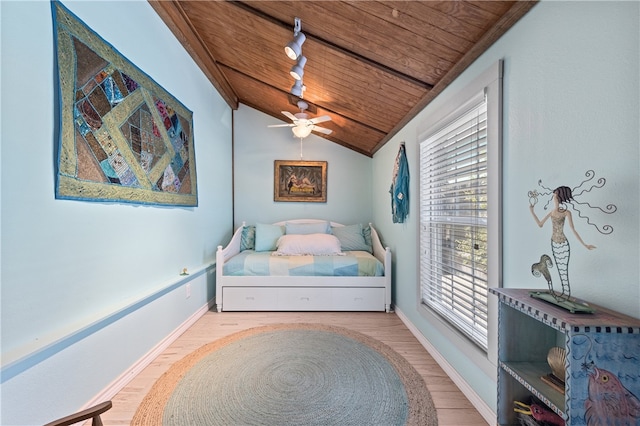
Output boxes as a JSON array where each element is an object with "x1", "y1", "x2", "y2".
[{"x1": 215, "y1": 219, "x2": 391, "y2": 312}]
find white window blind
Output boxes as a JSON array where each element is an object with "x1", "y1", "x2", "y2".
[{"x1": 419, "y1": 92, "x2": 489, "y2": 350}]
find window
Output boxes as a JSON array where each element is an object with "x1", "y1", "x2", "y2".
[{"x1": 418, "y1": 61, "x2": 502, "y2": 352}]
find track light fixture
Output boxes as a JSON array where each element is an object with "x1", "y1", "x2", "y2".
[
  {"x1": 290, "y1": 80, "x2": 305, "y2": 98},
  {"x1": 284, "y1": 17, "x2": 305, "y2": 60},
  {"x1": 285, "y1": 33, "x2": 306, "y2": 60},
  {"x1": 289, "y1": 55, "x2": 306, "y2": 81}
]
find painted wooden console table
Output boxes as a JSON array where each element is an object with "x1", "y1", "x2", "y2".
[{"x1": 490, "y1": 288, "x2": 640, "y2": 425}]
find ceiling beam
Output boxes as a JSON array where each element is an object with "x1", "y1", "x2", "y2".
[
  {"x1": 217, "y1": 62, "x2": 391, "y2": 136},
  {"x1": 232, "y1": 1, "x2": 434, "y2": 90}
]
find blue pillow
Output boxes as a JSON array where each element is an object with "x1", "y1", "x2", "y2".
[
  {"x1": 331, "y1": 224, "x2": 372, "y2": 253},
  {"x1": 363, "y1": 224, "x2": 373, "y2": 248},
  {"x1": 240, "y1": 225, "x2": 255, "y2": 251},
  {"x1": 255, "y1": 223, "x2": 285, "y2": 251},
  {"x1": 285, "y1": 221, "x2": 331, "y2": 235}
]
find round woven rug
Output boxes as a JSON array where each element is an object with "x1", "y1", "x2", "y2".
[{"x1": 132, "y1": 323, "x2": 437, "y2": 426}]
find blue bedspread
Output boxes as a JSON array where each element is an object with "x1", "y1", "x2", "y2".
[{"x1": 223, "y1": 250, "x2": 384, "y2": 277}]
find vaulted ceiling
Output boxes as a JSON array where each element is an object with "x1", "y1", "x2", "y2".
[{"x1": 149, "y1": 1, "x2": 537, "y2": 157}]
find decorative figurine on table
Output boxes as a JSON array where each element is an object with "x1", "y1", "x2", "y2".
[
  {"x1": 514, "y1": 400, "x2": 565, "y2": 426},
  {"x1": 528, "y1": 170, "x2": 616, "y2": 313}
]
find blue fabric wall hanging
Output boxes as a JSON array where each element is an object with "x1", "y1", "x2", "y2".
[{"x1": 390, "y1": 143, "x2": 409, "y2": 223}]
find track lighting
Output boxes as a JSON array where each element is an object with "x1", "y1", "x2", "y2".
[
  {"x1": 284, "y1": 17, "x2": 305, "y2": 60},
  {"x1": 289, "y1": 55, "x2": 306, "y2": 80},
  {"x1": 285, "y1": 19, "x2": 308, "y2": 104},
  {"x1": 290, "y1": 80, "x2": 305, "y2": 97},
  {"x1": 285, "y1": 32, "x2": 305, "y2": 60}
]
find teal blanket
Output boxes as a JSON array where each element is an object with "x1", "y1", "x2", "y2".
[{"x1": 224, "y1": 251, "x2": 384, "y2": 277}]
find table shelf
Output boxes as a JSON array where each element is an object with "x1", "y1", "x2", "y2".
[{"x1": 491, "y1": 288, "x2": 640, "y2": 425}]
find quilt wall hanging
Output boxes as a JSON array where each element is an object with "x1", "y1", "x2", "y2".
[{"x1": 52, "y1": 1, "x2": 198, "y2": 206}]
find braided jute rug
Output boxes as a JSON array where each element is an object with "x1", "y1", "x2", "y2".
[{"x1": 132, "y1": 323, "x2": 437, "y2": 426}]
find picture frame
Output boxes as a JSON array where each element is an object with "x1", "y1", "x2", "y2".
[{"x1": 274, "y1": 160, "x2": 327, "y2": 202}]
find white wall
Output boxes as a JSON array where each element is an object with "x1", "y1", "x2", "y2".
[
  {"x1": 372, "y1": 0, "x2": 639, "y2": 417},
  {"x1": 233, "y1": 104, "x2": 374, "y2": 227},
  {"x1": 0, "y1": 1, "x2": 233, "y2": 424}
]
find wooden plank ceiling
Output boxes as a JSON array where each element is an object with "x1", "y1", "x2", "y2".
[{"x1": 150, "y1": 1, "x2": 537, "y2": 157}]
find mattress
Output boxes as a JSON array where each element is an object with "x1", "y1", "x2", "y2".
[{"x1": 223, "y1": 250, "x2": 384, "y2": 277}]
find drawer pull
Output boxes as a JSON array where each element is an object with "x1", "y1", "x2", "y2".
[
  {"x1": 245, "y1": 297, "x2": 255, "y2": 300},
  {"x1": 300, "y1": 297, "x2": 310, "y2": 301}
]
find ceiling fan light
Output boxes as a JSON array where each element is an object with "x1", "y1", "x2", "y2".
[
  {"x1": 290, "y1": 80, "x2": 305, "y2": 97},
  {"x1": 292, "y1": 125, "x2": 312, "y2": 138},
  {"x1": 284, "y1": 32, "x2": 306, "y2": 60},
  {"x1": 289, "y1": 55, "x2": 306, "y2": 80}
]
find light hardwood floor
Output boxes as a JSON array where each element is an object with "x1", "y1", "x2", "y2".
[{"x1": 100, "y1": 311, "x2": 489, "y2": 425}]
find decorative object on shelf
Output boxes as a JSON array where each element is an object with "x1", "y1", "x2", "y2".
[
  {"x1": 274, "y1": 160, "x2": 327, "y2": 202},
  {"x1": 514, "y1": 410, "x2": 541, "y2": 426},
  {"x1": 180, "y1": 268, "x2": 189, "y2": 276},
  {"x1": 527, "y1": 170, "x2": 616, "y2": 312},
  {"x1": 390, "y1": 142, "x2": 409, "y2": 223},
  {"x1": 514, "y1": 400, "x2": 565, "y2": 426},
  {"x1": 541, "y1": 347, "x2": 566, "y2": 394},
  {"x1": 52, "y1": 1, "x2": 197, "y2": 207}
]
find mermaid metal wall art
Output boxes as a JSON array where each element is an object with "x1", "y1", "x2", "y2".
[{"x1": 527, "y1": 170, "x2": 617, "y2": 313}]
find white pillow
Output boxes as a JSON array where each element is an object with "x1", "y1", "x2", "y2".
[{"x1": 273, "y1": 233, "x2": 344, "y2": 256}]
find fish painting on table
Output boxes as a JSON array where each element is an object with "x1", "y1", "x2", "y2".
[
  {"x1": 584, "y1": 365, "x2": 640, "y2": 425},
  {"x1": 569, "y1": 332, "x2": 640, "y2": 425}
]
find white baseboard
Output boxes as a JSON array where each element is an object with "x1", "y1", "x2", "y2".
[
  {"x1": 82, "y1": 299, "x2": 214, "y2": 409},
  {"x1": 394, "y1": 307, "x2": 496, "y2": 424}
]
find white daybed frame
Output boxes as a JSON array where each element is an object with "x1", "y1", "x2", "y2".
[{"x1": 215, "y1": 219, "x2": 392, "y2": 313}]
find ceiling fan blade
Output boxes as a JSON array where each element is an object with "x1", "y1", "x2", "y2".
[
  {"x1": 311, "y1": 125, "x2": 333, "y2": 135},
  {"x1": 281, "y1": 111, "x2": 297, "y2": 122},
  {"x1": 268, "y1": 124, "x2": 294, "y2": 128},
  {"x1": 309, "y1": 115, "x2": 331, "y2": 124}
]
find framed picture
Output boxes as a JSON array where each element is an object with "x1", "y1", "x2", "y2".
[{"x1": 274, "y1": 160, "x2": 327, "y2": 202}]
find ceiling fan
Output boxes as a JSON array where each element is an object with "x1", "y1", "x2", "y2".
[{"x1": 268, "y1": 100, "x2": 332, "y2": 138}]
